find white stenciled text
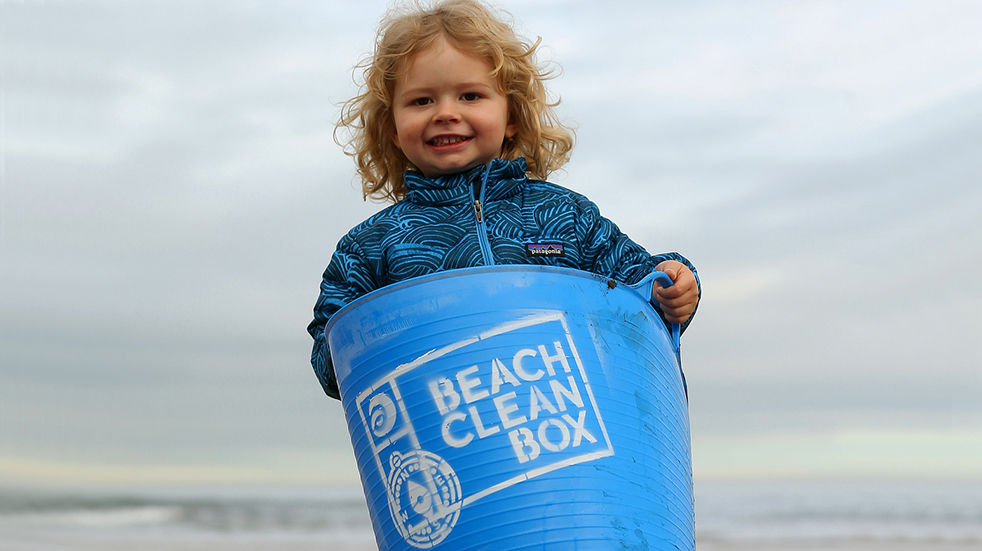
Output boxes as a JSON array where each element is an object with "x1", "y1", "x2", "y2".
[{"x1": 427, "y1": 340, "x2": 598, "y2": 463}]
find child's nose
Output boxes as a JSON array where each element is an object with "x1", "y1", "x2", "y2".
[{"x1": 433, "y1": 100, "x2": 461, "y2": 123}]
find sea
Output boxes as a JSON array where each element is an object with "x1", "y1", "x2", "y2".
[{"x1": 1, "y1": 479, "x2": 980, "y2": 551}]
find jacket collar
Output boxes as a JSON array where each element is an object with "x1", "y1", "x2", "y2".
[{"x1": 404, "y1": 158, "x2": 527, "y2": 206}]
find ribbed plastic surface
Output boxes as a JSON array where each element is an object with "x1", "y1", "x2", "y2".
[{"x1": 327, "y1": 266, "x2": 693, "y2": 551}]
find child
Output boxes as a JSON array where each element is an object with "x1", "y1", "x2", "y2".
[{"x1": 309, "y1": 0, "x2": 699, "y2": 399}]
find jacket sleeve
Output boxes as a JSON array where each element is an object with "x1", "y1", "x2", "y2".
[
  {"x1": 307, "y1": 236, "x2": 376, "y2": 400},
  {"x1": 574, "y1": 194, "x2": 701, "y2": 334}
]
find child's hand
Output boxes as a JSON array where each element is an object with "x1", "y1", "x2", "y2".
[{"x1": 652, "y1": 260, "x2": 699, "y2": 324}]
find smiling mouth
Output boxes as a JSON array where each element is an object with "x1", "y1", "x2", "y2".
[{"x1": 428, "y1": 135, "x2": 471, "y2": 147}]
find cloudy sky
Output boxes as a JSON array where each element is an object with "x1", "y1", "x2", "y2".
[{"x1": 2, "y1": 0, "x2": 980, "y2": 488}]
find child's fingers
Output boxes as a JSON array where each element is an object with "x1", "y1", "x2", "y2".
[
  {"x1": 659, "y1": 301, "x2": 695, "y2": 323},
  {"x1": 654, "y1": 281, "x2": 685, "y2": 299},
  {"x1": 652, "y1": 261, "x2": 698, "y2": 323},
  {"x1": 655, "y1": 298, "x2": 697, "y2": 323},
  {"x1": 655, "y1": 260, "x2": 682, "y2": 281},
  {"x1": 654, "y1": 271, "x2": 696, "y2": 299},
  {"x1": 653, "y1": 292, "x2": 698, "y2": 325},
  {"x1": 654, "y1": 292, "x2": 692, "y2": 309}
]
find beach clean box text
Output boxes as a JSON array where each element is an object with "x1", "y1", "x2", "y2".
[{"x1": 427, "y1": 339, "x2": 598, "y2": 463}]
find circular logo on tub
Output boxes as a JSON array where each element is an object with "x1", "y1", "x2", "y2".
[{"x1": 386, "y1": 450, "x2": 461, "y2": 548}]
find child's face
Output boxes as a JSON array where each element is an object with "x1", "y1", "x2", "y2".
[{"x1": 391, "y1": 36, "x2": 517, "y2": 179}]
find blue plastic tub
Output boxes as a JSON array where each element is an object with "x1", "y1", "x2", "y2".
[{"x1": 326, "y1": 265, "x2": 693, "y2": 550}]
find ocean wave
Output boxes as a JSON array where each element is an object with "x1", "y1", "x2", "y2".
[
  {"x1": 3, "y1": 505, "x2": 183, "y2": 528},
  {"x1": 0, "y1": 489, "x2": 373, "y2": 533},
  {"x1": 2, "y1": 479, "x2": 980, "y2": 543},
  {"x1": 693, "y1": 479, "x2": 982, "y2": 544}
]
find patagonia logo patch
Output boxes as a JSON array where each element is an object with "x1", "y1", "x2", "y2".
[{"x1": 525, "y1": 243, "x2": 566, "y2": 258}]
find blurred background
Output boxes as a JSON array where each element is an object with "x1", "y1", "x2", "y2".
[{"x1": 2, "y1": 0, "x2": 980, "y2": 549}]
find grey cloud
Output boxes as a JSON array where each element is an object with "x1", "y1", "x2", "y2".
[{"x1": 2, "y1": 0, "x2": 980, "y2": 482}]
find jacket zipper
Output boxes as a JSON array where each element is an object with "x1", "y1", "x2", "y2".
[{"x1": 472, "y1": 195, "x2": 495, "y2": 266}]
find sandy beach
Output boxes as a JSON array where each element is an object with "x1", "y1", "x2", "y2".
[
  {"x1": 698, "y1": 540, "x2": 982, "y2": 551},
  {"x1": 0, "y1": 529, "x2": 377, "y2": 551},
  {"x1": 3, "y1": 479, "x2": 980, "y2": 551},
  {"x1": 3, "y1": 526, "x2": 981, "y2": 551},
  {"x1": 3, "y1": 535, "x2": 981, "y2": 551}
]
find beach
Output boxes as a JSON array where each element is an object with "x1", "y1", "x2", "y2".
[
  {"x1": 3, "y1": 528, "x2": 980, "y2": 551},
  {"x1": 1, "y1": 479, "x2": 980, "y2": 550}
]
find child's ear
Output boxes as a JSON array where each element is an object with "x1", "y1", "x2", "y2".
[
  {"x1": 391, "y1": 130, "x2": 403, "y2": 151},
  {"x1": 505, "y1": 116, "x2": 518, "y2": 139}
]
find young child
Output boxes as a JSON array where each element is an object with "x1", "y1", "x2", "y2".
[{"x1": 309, "y1": 0, "x2": 699, "y2": 399}]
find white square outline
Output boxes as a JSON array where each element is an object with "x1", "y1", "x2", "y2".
[{"x1": 355, "y1": 310, "x2": 614, "y2": 510}]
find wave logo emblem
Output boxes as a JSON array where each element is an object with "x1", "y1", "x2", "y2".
[
  {"x1": 358, "y1": 384, "x2": 462, "y2": 548},
  {"x1": 387, "y1": 450, "x2": 461, "y2": 548}
]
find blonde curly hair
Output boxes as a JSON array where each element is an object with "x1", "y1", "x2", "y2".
[{"x1": 336, "y1": 0, "x2": 575, "y2": 202}]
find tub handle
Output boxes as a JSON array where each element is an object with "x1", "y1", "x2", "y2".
[{"x1": 629, "y1": 271, "x2": 681, "y2": 359}]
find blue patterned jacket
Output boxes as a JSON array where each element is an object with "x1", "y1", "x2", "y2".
[{"x1": 308, "y1": 158, "x2": 699, "y2": 399}]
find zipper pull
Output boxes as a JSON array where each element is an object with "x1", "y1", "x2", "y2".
[{"x1": 473, "y1": 199, "x2": 484, "y2": 223}]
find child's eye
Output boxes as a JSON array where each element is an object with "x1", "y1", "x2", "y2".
[
  {"x1": 461, "y1": 92, "x2": 481, "y2": 101},
  {"x1": 410, "y1": 97, "x2": 432, "y2": 106}
]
